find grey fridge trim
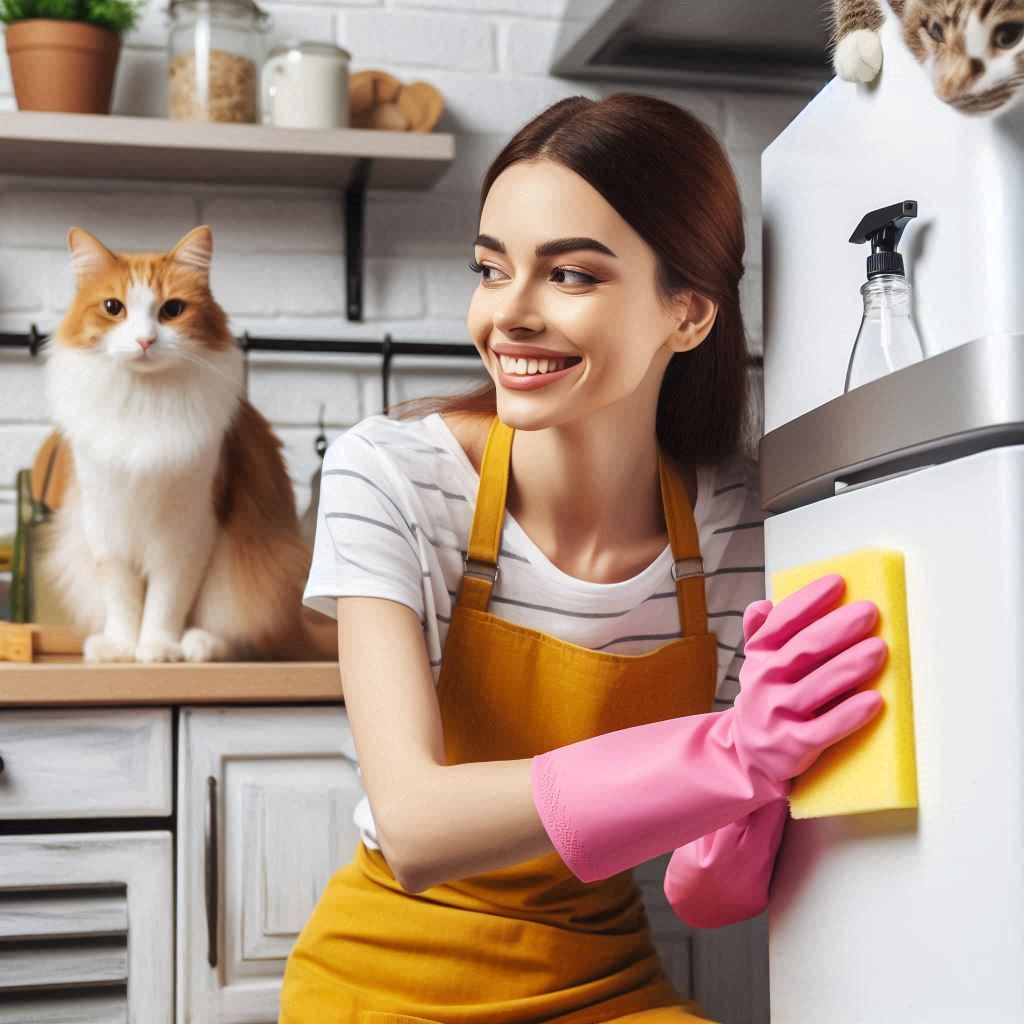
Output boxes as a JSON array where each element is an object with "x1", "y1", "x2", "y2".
[{"x1": 758, "y1": 333, "x2": 1024, "y2": 514}]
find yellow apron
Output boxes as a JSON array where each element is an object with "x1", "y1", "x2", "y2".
[{"x1": 279, "y1": 414, "x2": 721, "y2": 1024}]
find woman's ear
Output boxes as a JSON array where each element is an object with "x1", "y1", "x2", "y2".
[{"x1": 667, "y1": 289, "x2": 718, "y2": 353}]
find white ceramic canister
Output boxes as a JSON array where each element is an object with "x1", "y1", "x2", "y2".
[{"x1": 261, "y1": 40, "x2": 350, "y2": 129}]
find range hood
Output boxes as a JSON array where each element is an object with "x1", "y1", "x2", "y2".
[{"x1": 553, "y1": 0, "x2": 832, "y2": 95}]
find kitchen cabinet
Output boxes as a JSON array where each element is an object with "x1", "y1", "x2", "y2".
[
  {"x1": 177, "y1": 706, "x2": 362, "y2": 1024},
  {"x1": 0, "y1": 664, "x2": 765, "y2": 1024},
  {"x1": 0, "y1": 831, "x2": 173, "y2": 1024}
]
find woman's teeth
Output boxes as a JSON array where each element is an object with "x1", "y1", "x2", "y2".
[{"x1": 498, "y1": 354, "x2": 576, "y2": 376}]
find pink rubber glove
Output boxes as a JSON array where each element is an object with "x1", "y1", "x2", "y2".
[
  {"x1": 531, "y1": 573, "x2": 887, "y2": 883},
  {"x1": 663, "y1": 598, "x2": 790, "y2": 928}
]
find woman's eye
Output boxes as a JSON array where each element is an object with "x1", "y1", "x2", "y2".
[
  {"x1": 160, "y1": 299, "x2": 186, "y2": 319},
  {"x1": 103, "y1": 298, "x2": 123, "y2": 316},
  {"x1": 468, "y1": 259, "x2": 597, "y2": 287},
  {"x1": 468, "y1": 259, "x2": 505, "y2": 283},
  {"x1": 551, "y1": 267, "x2": 598, "y2": 286},
  {"x1": 928, "y1": 21, "x2": 944, "y2": 42},
  {"x1": 993, "y1": 22, "x2": 1024, "y2": 48}
]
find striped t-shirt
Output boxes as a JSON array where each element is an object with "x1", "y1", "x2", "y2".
[{"x1": 303, "y1": 411, "x2": 767, "y2": 851}]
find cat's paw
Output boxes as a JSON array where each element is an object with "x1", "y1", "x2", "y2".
[
  {"x1": 834, "y1": 29, "x2": 883, "y2": 83},
  {"x1": 181, "y1": 628, "x2": 229, "y2": 663},
  {"x1": 134, "y1": 633, "x2": 184, "y2": 663},
  {"x1": 83, "y1": 632, "x2": 138, "y2": 663}
]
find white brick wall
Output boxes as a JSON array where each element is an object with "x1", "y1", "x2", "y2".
[{"x1": 0, "y1": 1, "x2": 807, "y2": 542}]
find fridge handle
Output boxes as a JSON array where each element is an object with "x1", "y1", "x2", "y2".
[{"x1": 835, "y1": 462, "x2": 935, "y2": 496}]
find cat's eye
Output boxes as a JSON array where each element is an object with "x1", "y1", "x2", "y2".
[
  {"x1": 993, "y1": 22, "x2": 1024, "y2": 49},
  {"x1": 103, "y1": 298, "x2": 123, "y2": 316},
  {"x1": 160, "y1": 299, "x2": 186, "y2": 319},
  {"x1": 928, "y1": 21, "x2": 944, "y2": 43}
]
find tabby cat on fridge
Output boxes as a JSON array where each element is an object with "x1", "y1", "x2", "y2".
[{"x1": 830, "y1": 0, "x2": 1024, "y2": 114}]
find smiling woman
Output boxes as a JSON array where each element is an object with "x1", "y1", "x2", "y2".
[{"x1": 273, "y1": 92, "x2": 876, "y2": 1024}]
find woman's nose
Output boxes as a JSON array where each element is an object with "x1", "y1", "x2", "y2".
[{"x1": 493, "y1": 302, "x2": 544, "y2": 335}]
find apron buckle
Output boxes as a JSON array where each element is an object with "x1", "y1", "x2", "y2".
[
  {"x1": 671, "y1": 557, "x2": 704, "y2": 581},
  {"x1": 464, "y1": 556, "x2": 500, "y2": 583}
]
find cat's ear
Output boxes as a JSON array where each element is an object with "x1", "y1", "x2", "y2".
[
  {"x1": 169, "y1": 225, "x2": 213, "y2": 276},
  {"x1": 67, "y1": 227, "x2": 116, "y2": 280}
]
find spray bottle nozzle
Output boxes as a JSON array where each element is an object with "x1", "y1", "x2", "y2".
[{"x1": 850, "y1": 200, "x2": 918, "y2": 279}]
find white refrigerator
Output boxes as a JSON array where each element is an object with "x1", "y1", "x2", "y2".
[{"x1": 759, "y1": 6, "x2": 1024, "y2": 1022}]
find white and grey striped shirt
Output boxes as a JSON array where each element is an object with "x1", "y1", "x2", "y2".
[{"x1": 303, "y1": 412, "x2": 766, "y2": 850}]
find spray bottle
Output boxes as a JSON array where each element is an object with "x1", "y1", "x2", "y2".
[{"x1": 844, "y1": 200, "x2": 926, "y2": 393}]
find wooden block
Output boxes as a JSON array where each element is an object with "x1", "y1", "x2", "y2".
[
  {"x1": 0, "y1": 623, "x2": 33, "y2": 662},
  {"x1": 0, "y1": 622, "x2": 84, "y2": 661}
]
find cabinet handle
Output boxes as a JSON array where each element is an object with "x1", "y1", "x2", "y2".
[
  {"x1": 0, "y1": 754, "x2": 5, "y2": 775},
  {"x1": 204, "y1": 775, "x2": 218, "y2": 969}
]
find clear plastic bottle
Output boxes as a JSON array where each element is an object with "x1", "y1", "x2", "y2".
[
  {"x1": 844, "y1": 273, "x2": 925, "y2": 392},
  {"x1": 843, "y1": 200, "x2": 925, "y2": 393}
]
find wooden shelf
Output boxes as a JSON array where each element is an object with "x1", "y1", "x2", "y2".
[
  {"x1": 0, "y1": 110, "x2": 455, "y2": 189},
  {"x1": 0, "y1": 659, "x2": 343, "y2": 706}
]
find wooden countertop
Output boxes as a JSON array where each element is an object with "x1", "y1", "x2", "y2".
[{"x1": 0, "y1": 658, "x2": 343, "y2": 706}]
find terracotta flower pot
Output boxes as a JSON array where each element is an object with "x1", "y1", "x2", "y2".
[{"x1": 5, "y1": 19, "x2": 121, "y2": 114}]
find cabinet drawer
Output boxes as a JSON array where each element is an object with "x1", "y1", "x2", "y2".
[{"x1": 0, "y1": 709, "x2": 172, "y2": 818}]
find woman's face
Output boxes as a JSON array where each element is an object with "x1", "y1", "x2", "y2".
[{"x1": 466, "y1": 158, "x2": 714, "y2": 432}]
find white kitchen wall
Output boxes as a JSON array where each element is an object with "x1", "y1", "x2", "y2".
[{"x1": 0, "y1": 0, "x2": 808, "y2": 532}]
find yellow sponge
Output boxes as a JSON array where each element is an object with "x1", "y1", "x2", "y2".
[{"x1": 769, "y1": 547, "x2": 918, "y2": 819}]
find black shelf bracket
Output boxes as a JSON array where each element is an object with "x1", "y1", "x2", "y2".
[{"x1": 344, "y1": 157, "x2": 372, "y2": 322}]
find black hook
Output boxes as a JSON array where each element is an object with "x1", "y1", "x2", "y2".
[
  {"x1": 240, "y1": 330, "x2": 251, "y2": 395},
  {"x1": 315, "y1": 403, "x2": 328, "y2": 459},
  {"x1": 28, "y1": 323, "x2": 43, "y2": 357},
  {"x1": 381, "y1": 332, "x2": 393, "y2": 413}
]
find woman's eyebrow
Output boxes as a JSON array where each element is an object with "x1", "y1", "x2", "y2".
[{"x1": 473, "y1": 233, "x2": 618, "y2": 259}]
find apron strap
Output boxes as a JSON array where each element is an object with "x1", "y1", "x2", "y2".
[
  {"x1": 458, "y1": 414, "x2": 514, "y2": 612},
  {"x1": 457, "y1": 414, "x2": 709, "y2": 636},
  {"x1": 657, "y1": 450, "x2": 709, "y2": 638}
]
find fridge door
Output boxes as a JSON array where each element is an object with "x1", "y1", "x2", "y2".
[{"x1": 765, "y1": 444, "x2": 1024, "y2": 1023}]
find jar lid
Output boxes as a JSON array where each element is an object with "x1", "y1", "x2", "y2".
[
  {"x1": 167, "y1": 0, "x2": 271, "y2": 27},
  {"x1": 266, "y1": 39, "x2": 351, "y2": 61}
]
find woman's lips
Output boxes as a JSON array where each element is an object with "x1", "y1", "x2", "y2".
[{"x1": 494, "y1": 353, "x2": 583, "y2": 391}]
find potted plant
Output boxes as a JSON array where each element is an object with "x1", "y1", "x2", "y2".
[{"x1": 1, "y1": 0, "x2": 145, "y2": 114}]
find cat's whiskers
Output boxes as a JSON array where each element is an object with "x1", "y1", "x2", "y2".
[{"x1": 166, "y1": 346, "x2": 245, "y2": 399}]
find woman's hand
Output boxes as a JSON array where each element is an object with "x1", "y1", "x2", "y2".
[
  {"x1": 663, "y1": 597, "x2": 788, "y2": 929},
  {"x1": 729, "y1": 575, "x2": 886, "y2": 793}
]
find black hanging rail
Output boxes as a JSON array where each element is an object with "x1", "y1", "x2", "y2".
[
  {"x1": 0, "y1": 326, "x2": 484, "y2": 410},
  {"x1": 0, "y1": 325, "x2": 764, "y2": 410}
]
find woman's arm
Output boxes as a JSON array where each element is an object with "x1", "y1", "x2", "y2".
[
  {"x1": 337, "y1": 595, "x2": 555, "y2": 894},
  {"x1": 662, "y1": 598, "x2": 788, "y2": 928}
]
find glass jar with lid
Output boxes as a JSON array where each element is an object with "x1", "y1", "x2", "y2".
[
  {"x1": 167, "y1": 0, "x2": 271, "y2": 123},
  {"x1": 261, "y1": 41, "x2": 351, "y2": 129}
]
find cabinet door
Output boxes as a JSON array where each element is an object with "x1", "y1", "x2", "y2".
[
  {"x1": 178, "y1": 706, "x2": 363, "y2": 1024},
  {"x1": 0, "y1": 831, "x2": 173, "y2": 1024}
]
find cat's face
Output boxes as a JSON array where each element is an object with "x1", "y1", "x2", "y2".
[
  {"x1": 57, "y1": 226, "x2": 233, "y2": 375},
  {"x1": 900, "y1": 0, "x2": 1024, "y2": 114}
]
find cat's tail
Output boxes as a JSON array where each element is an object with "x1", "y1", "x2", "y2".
[{"x1": 298, "y1": 602, "x2": 339, "y2": 661}]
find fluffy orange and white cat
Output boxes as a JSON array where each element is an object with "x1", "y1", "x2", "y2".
[{"x1": 40, "y1": 224, "x2": 336, "y2": 664}]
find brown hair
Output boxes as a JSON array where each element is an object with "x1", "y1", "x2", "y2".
[{"x1": 388, "y1": 92, "x2": 753, "y2": 466}]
